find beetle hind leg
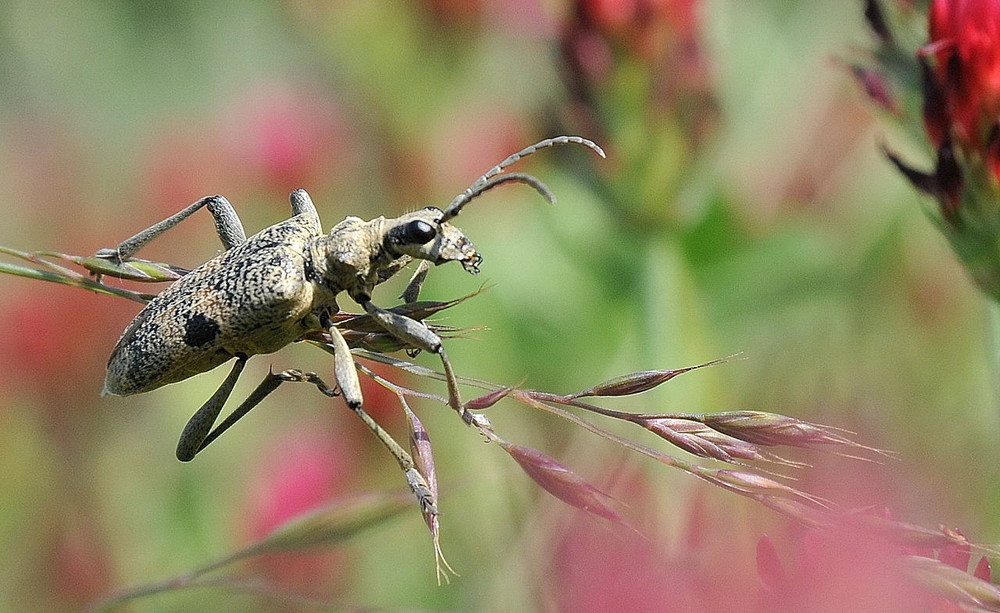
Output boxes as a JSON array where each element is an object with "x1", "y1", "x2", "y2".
[
  {"x1": 176, "y1": 355, "x2": 248, "y2": 461},
  {"x1": 178, "y1": 365, "x2": 336, "y2": 461},
  {"x1": 96, "y1": 194, "x2": 247, "y2": 264},
  {"x1": 177, "y1": 344, "x2": 431, "y2": 512}
]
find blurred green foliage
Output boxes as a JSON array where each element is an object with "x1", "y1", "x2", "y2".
[{"x1": 0, "y1": 0, "x2": 997, "y2": 611}]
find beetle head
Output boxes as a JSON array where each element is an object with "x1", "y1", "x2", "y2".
[{"x1": 384, "y1": 207, "x2": 482, "y2": 274}]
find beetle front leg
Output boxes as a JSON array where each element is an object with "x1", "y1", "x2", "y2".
[
  {"x1": 400, "y1": 260, "x2": 431, "y2": 304},
  {"x1": 327, "y1": 322, "x2": 363, "y2": 408},
  {"x1": 360, "y1": 299, "x2": 484, "y2": 427}
]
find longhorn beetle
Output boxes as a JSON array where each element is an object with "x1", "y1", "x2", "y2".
[{"x1": 99, "y1": 136, "x2": 605, "y2": 462}]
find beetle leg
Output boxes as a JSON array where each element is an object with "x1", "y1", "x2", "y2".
[
  {"x1": 176, "y1": 355, "x2": 247, "y2": 461},
  {"x1": 347, "y1": 399, "x2": 435, "y2": 515},
  {"x1": 327, "y1": 323, "x2": 363, "y2": 408},
  {"x1": 179, "y1": 336, "x2": 430, "y2": 508},
  {"x1": 400, "y1": 260, "x2": 431, "y2": 304},
  {"x1": 374, "y1": 255, "x2": 414, "y2": 287},
  {"x1": 360, "y1": 300, "x2": 479, "y2": 425},
  {"x1": 325, "y1": 321, "x2": 436, "y2": 507},
  {"x1": 96, "y1": 195, "x2": 246, "y2": 262},
  {"x1": 289, "y1": 189, "x2": 322, "y2": 233},
  {"x1": 189, "y1": 368, "x2": 336, "y2": 459}
]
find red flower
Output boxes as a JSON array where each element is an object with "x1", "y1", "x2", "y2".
[
  {"x1": 580, "y1": 0, "x2": 698, "y2": 46},
  {"x1": 925, "y1": 0, "x2": 1000, "y2": 176}
]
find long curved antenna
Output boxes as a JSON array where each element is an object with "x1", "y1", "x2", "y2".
[
  {"x1": 476, "y1": 172, "x2": 556, "y2": 204},
  {"x1": 439, "y1": 135, "x2": 605, "y2": 222}
]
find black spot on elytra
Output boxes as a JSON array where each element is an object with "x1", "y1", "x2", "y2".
[{"x1": 183, "y1": 313, "x2": 220, "y2": 347}]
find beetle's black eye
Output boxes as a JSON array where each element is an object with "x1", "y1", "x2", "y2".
[{"x1": 402, "y1": 219, "x2": 437, "y2": 244}]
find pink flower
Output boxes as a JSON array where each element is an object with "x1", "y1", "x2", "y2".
[
  {"x1": 581, "y1": 0, "x2": 698, "y2": 49},
  {"x1": 47, "y1": 522, "x2": 111, "y2": 609},
  {"x1": 0, "y1": 285, "x2": 130, "y2": 404},
  {"x1": 139, "y1": 82, "x2": 355, "y2": 219},
  {"x1": 245, "y1": 426, "x2": 352, "y2": 538},
  {"x1": 221, "y1": 84, "x2": 353, "y2": 193},
  {"x1": 242, "y1": 425, "x2": 353, "y2": 589}
]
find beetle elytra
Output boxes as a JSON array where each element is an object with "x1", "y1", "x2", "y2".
[{"x1": 99, "y1": 136, "x2": 605, "y2": 462}]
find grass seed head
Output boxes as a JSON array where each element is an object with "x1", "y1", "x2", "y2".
[
  {"x1": 498, "y1": 440, "x2": 624, "y2": 524},
  {"x1": 572, "y1": 357, "x2": 729, "y2": 398},
  {"x1": 641, "y1": 417, "x2": 772, "y2": 464}
]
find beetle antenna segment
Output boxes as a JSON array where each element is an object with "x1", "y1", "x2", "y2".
[
  {"x1": 474, "y1": 173, "x2": 556, "y2": 205},
  {"x1": 439, "y1": 135, "x2": 604, "y2": 222}
]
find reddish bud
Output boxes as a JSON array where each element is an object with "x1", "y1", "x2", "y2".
[
  {"x1": 464, "y1": 385, "x2": 516, "y2": 410},
  {"x1": 573, "y1": 358, "x2": 726, "y2": 398},
  {"x1": 400, "y1": 402, "x2": 458, "y2": 586},
  {"x1": 756, "y1": 535, "x2": 787, "y2": 591},
  {"x1": 498, "y1": 441, "x2": 623, "y2": 523},
  {"x1": 696, "y1": 410, "x2": 868, "y2": 452},
  {"x1": 642, "y1": 417, "x2": 769, "y2": 463},
  {"x1": 696, "y1": 467, "x2": 832, "y2": 511},
  {"x1": 851, "y1": 65, "x2": 900, "y2": 115},
  {"x1": 403, "y1": 404, "x2": 438, "y2": 507},
  {"x1": 975, "y1": 556, "x2": 992, "y2": 582}
]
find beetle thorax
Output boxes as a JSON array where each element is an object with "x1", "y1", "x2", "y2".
[
  {"x1": 307, "y1": 208, "x2": 482, "y2": 305},
  {"x1": 306, "y1": 217, "x2": 391, "y2": 303}
]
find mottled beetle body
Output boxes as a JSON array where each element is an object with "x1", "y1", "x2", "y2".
[{"x1": 97, "y1": 136, "x2": 604, "y2": 462}]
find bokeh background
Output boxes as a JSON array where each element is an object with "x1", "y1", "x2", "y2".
[{"x1": 0, "y1": 0, "x2": 996, "y2": 611}]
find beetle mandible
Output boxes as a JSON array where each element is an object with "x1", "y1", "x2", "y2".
[{"x1": 98, "y1": 136, "x2": 605, "y2": 461}]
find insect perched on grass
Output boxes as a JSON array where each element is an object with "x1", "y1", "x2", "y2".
[{"x1": 98, "y1": 136, "x2": 605, "y2": 462}]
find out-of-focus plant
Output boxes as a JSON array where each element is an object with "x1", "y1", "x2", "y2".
[
  {"x1": 756, "y1": 519, "x2": 998, "y2": 613},
  {"x1": 856, "y1": 0, "x2": 1000, "y2": 301},
  {"x1": 557, "y1": 0, "x2": 716, "y2": 231},
  {"x1": 4, "y1": 191, "x2": 996, "y2": 611},
  {"x1": 2, "y1": 1, "x2": 998, "y2": 610}
]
